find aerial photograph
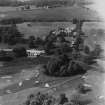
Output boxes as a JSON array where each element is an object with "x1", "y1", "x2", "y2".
[{"x1": 0, "y1": 0, "x2": 105, "y2": 105}]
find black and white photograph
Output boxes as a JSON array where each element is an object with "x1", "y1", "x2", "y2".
[{"x1": 0, "y1": 0, "x2": 105, "y2": 105}]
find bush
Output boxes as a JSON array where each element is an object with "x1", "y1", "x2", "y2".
[
  {"x1": 0, "y1": 18, "x2": 24, "y2": 24},
  {"x1": 0, "y1": 51, "x2": 14, "y2": 61},
  {"x1": 13, "y1": 47, "x2": 28, "y2": 58},
  {"x1": 23, "y1": 92, "x2": 92, "y2": 105},
  {"x1": 77, "y1": 83, "x2": 92, "y2": 94},
  {"x1": 71, "y1": 94, "x2": 92, "y2": 105},
  {"x1": 58, "y1": 93, "x2": 69, "y2": 105},
  {"x1": 83, "y1": 44, "x2": 102, "y2": 65},
  {"x1": 23, "y1": 92, "x2": 56, "y2": 105},
  {"x1": 84, "y1": 46, "x2": 90, "y2": 54}
]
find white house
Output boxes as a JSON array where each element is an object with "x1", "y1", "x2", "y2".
[
  {"x1": 0, "y1": 48, "x2": 45, "y2": 58},
  {"x1": 27, "y1": 49, "x2": 45, "y2": 57}
]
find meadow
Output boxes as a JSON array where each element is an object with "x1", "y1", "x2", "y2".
[
  {"x1": 0, "y1": 6, "x2": 98, "y2": 22},
  {"x1": 17, "y1": 21, "x2": 104, "y2": 50}
]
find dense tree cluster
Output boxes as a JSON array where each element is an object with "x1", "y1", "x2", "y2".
[
  {"x1": 28, "y1": 36, "x2": 44, "y2": 49},
  {"x1": 0, "y1": 50, "x2": 13, "y2": 61},
  {"x1": 43, "y1": 19, "x2": 103, "y2": 77},
  {"x1": 43, "y1": 29, "x2": 71, "y2": 55},
  {"x1": 44, "y1": 42, "x2": 102, "y2": 77},
  {"x1": 23, "y1": 91, "x2": 92, "y2": 105},
  {"x1": 36, "y1": 0, "x2": 75, "y2": 7},
  {"x1": 0, "y1": 24, "x2": 23, "y2": 45},
  {"x1": 44, "y1": 54, "x2": 86, "y2": 76},
  {"x1": 0, "y1": 0, "x2": 75, "y2": 7},
  {"x1": 0, "y1": 46, "x2": 27, "y2": 61},
  {"x1": 13, "y1": 47, "x2": 27, "y2": 58},
  {"x1": 0, "y1": 18, "x2": 24, "y2": 24},
  {"x1": 23, "y1": 92, "x2": 56, "y2": 105}
]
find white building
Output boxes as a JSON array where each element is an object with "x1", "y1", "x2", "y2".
[
  {"x1": 27, "y1": 49, "x2": 45, "y2": 57},
  {"x1": 0, "y1": 48, "x2": 45, "y2": 58}
]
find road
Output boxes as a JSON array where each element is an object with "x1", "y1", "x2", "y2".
[{"x1": 0, "y1": 75, "x2": 83, "y2": 96}]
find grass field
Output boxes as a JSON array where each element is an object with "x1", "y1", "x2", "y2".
[
  {"x1": 0, "y1": 6, "x2": 99, "y2": 22},
  {"x1": 0, "y1": 21, "x2": 104, "y2": 50},
  {"x1": 17, "y1": 21, "x2": 105, "y2": 51},
  {"x1": 0, "y1": 56, "x2": 50, "y2": 76}
]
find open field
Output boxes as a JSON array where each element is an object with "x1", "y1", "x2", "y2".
[
  {"x1": 0, "y1": 20, "x2": 104, "y2": 50},
  {"x1": 0, "y1": 0, "x2": 93, "y2": 7},
  {"x1": 0, "y1": 56, "x2": 50, "y2": 76},
  {"x1": 17, "y1": 22, "x2": 105, "y2": 38},
  {"x1": 17, "y1": 21, "x2": 105, "y2": 50},
  {"x1": 0, "y1": 6, "x2": 99, "y2": 22},
  {"x1": 0, "y1": 70, "x2": 104, "y2": 105},
  {"x1": 0, "y1": 21, "x2": 104, "y2": 51},
  {"x1": 0, "y1": 75, "x2": 84, "y2": 105}
]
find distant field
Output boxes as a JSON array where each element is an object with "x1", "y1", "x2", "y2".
[
  {"x1": 17, "y1": 22, "x2": 75, "y2": 38},
  {"x1": 0, "y1": 6, "x2": 99, "y2": 22},
  {"x1": 0, "y1": 7, "x2": 17, "y2": 12},
  {"x1": 17, "y1": 21, "x2": 104, "y2": 50}
]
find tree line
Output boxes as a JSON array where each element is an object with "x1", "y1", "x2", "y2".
[
  {"x1": 0, "y1": 0, "x2": 75, "y2": 7},
  {"x1": 0, "y1": 22, "x2": 103, "y2": 72}
]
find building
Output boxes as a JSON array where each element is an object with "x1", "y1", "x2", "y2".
[
  {"x1": 0, "y1": 48, "x2": 45, "y2": 58},
  {"x1": 27, "y1": 49, "x2": 45, "y2": 57}
]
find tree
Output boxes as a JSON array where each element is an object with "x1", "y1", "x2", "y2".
[
  {"x1": 2, "y1": 24, "x2": 23, "y2": 45},
  {"x1": 83, "y1": 44, "x2": 102, "y2": 65},
  {"x1": 44, "y1": 41, "x2": 56, "y2": 55},
  {"x1": 58, "y1": 93, "x2": 68, "y2": 105},
  {"x1": 13, "y1": 47, "x2": 27, "y2": 58},
  {"x1": 35, "y1": 37, "x2": 44, "y2": 46},
  {"x1": 28, "y1": 36, "x2": 36, "y2": 48},
  {"x1": 28, "y1": 36, "x2": 35, "y2": 41},
  {"x1": 93, "y1": 44, "x2": 102, "y2": 57},
  {"x1": 0, "y1": 36, "x2": 2, "y2": 43},
  {"x1": 84, "y1": 46, "x2": 90, "y2": 54},
  {"x1": 0, "y1": 50, "x2": 13, "y2": 61},
  {"x1": 44, "y1": 52, "x2": 87, "y2": 77},
  {"x1": 23, "y1": 92, "x2": 56, "y2": 105}
]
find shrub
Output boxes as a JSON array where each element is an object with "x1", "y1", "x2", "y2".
[
  {"x1": 58, "y1": 93, "x2": 69, "y2": 105},
  {"x1": 13, "y1": 47, "x2": 28, "y2": 58},
  {"x1": 84, "y1": 46, "x2": 90, "y2": 54},
  {"x1": 23, "y1": 92, "x2": 56, "y2": 105},
  {"x1": 77, "y1": 83, "x2": 92, "y2": 94},
  {"x1": 0, "y1": 50, "x2": 14, "y2": 61},
  {"x1": 23, "y1": 92, "x2": 92, "y2": 105}
]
